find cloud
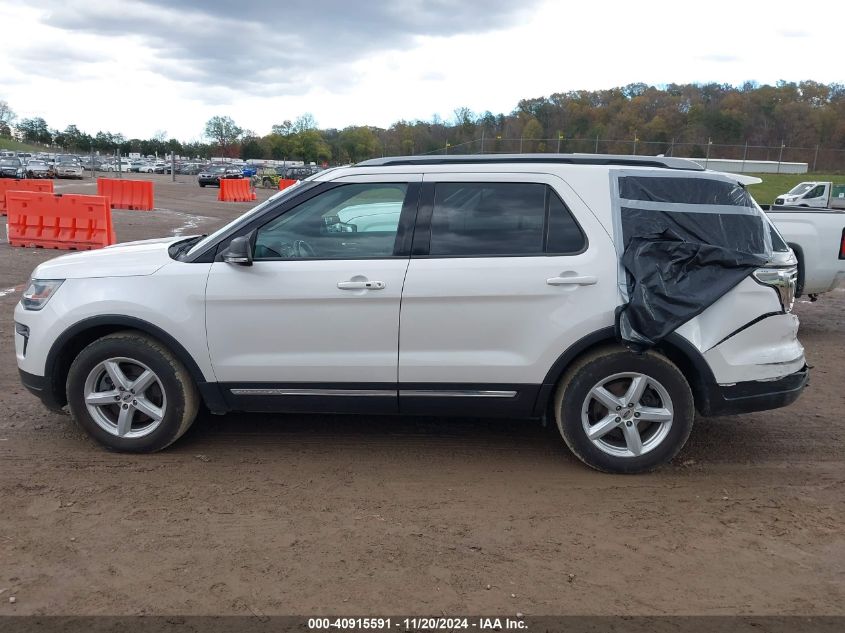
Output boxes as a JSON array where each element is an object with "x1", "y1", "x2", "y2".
[
  {"x1": 420, "y1": 71, "x2": 446, "y2": 82},
  {"x1": 697, "y1": 54, "x2": 740, "y2": 63},
  {"x1": 777, "y1": 28, "x2": 810, "y2": 38},
  {"x1": 40, "y1": 0, "x2": 541, "y2": 98}
]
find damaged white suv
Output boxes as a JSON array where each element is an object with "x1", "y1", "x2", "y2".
[{"x1": 14, "y1": 155, "x2": 807, "y2": 473}]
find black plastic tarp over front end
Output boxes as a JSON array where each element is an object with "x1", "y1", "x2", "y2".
[{"x1": 614, "y1": 174, "x2": 772, "y2": 348}]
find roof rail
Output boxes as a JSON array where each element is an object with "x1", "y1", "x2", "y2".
[{"x1": 355, "y1": 153, "x2": 705, "y2": 171}]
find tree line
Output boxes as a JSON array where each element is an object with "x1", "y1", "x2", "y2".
[{"x1": 2, "y1": 81, "x2": 844, "y2": 164}]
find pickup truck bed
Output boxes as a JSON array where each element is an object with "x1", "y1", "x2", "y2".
[{"x1": 766, "y1": 205, "x2": 845, "y2": 297}]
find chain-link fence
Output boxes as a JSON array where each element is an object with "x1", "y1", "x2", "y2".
[{"x1": 427, "y1": 137, "x2": 845, "y2": 173}]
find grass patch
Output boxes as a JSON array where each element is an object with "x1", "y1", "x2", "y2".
[
  {"x1": 0, "y1": 137, "x2": 50, "y2": 154},
  {"x1": 745, "y1": 172, "x2": 844, "y2": 205}
]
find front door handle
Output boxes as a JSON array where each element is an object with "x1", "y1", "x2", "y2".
[
  {"x1": 546, "y1": 274, "x2": 598, "y2": 286},
  {"x1": 337, "y1": 280, "x2": 386, "y2": 290}
]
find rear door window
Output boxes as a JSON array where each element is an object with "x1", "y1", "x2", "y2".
[{"x1": 427, "y1": 182, "x2": 584, "y2": 257}]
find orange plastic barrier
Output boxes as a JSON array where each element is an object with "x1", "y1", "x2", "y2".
[
  {"x1": 278, "y1": 178, "x2": 298, "y2": 191},
  {"x1": 96, "y1": 178, "x2": 154, "y2": 210},
  {"x1": 7, "y1": 192, "x2": 116, "y2": 250},
  {"x1": 0, "y1": 179, "x2": 54, "y2": 215},
  {"x1": 218, "y1": 178, "x2": 256, "y2": 202}
]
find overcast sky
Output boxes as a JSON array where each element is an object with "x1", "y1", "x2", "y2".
[{"x1": 1, "y1": 0, "x2": 843, "y2": 141}]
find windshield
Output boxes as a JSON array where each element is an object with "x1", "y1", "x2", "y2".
[
  {"x1": 0, "y1": 158, "x2": 20, "y2": 166},
  {"x1": 787, "y1": 183, "x2": 815, "y2": 195},
  {"x1": 186, "y1": 180, "x2": 314, "y2": 257}
]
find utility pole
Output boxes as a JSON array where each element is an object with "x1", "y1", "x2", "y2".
[
  {"x1": 705, "y1": 137, "x2": 712, "y2": 168},
  {"x1": 171, "y1": 150, "x2": 176, "y2": 182},
  {"x1": 480, "y1": 130, "x2": 485, "y2": 154},
  {"x1": 813, "y1": 144, "x2": 819, "y2": 172},
  {"x1": 777, "y1": 140, "x2": 785, "y2": 174},
  {"x1": 741, "y1": 140, "x2": 748, "y2": 173},
  {"x1": 633, "y1": 132, "x2": 638, "y2": 155},
  {"x1": 557, "y1": 132, "x2": 563, "y2": 153},
  {"x1": 595, "y1": 135, "x2": 599, "y2": 153},
  {"x1": 117, "y1": 148, "x2": 122, "y2": 179},
  {"x1": 669, "y1": 137, "x2": 675, "y2": 157}
]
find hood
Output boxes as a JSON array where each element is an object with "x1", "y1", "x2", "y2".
[{"x1": 31, "y1": 236, "x2": 183, "y2": 280}]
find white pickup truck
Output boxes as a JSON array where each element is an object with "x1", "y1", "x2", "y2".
[
  {"x1": 765, "y1": 205, "x2": 845, "y2": 299},
  {"x1": 740, "y1": 176, "x2": 845, "y2": 299},
  {"x1": 774, "y1": 181, "x2": 845, "y2": 209}
]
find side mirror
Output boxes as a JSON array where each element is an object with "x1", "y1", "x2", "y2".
[{"x1": 221, "y1": 234, "x2": 253, "y2": 266}]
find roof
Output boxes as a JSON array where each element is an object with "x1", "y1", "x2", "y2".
[{"x1": 355, "y1": 153, "x2": 705, "y2": 171}]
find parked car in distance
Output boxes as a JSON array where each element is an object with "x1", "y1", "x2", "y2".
[
  {"x1": 177, "y1": 163, "x2": 203, "y2": 175},
  {"x1": 25, "y1": 159, "x2": 54, "y2": 179},
  {"x1": 102, "y1": 159, "x2": 134, "y2": 173},
  {"x1": 0, "y1": 157, "x2": 25, "y2": 178},
  {"x1": 257, "y1": 166, "x2": 284, "y2": 188},
  {"x1": 774, "y1": 181, "x2": 845, "y2": 209},
  {"x1": 14, "y1": 154, "x2": 807, "y2": 473},
  {"x1": 284, "y1": 165, "x2": 320, "y2": 180},
  {"x1": 198, "y1": 164, "x2": 243, "y2": 187},
  {"x1": 54, "y1": 156, "x2": 85, "y2": 179}
]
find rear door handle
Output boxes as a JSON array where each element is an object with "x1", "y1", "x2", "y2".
[
  {"x1": 337, "y1": 280, "x2": 386, "y2": 290},
  {"x1": 546, "y1": 275, "x2": 598, "y2": 286}
]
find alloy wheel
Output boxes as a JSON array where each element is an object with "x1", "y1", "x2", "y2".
[
  {"x1": 83, "y1": 357, "x2": 167, "y2": 439},
  {"x1": 580, "y1": 372, "x2": 674, "y2": 458}
]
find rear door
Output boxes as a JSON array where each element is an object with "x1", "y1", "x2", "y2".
[{"x1": 397, "y1": 172, "x2": 617, "y2": 417}]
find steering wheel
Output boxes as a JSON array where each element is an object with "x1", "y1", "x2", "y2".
[{"x1": 293, "y1": 240, "x2": 316, "y2": 258}]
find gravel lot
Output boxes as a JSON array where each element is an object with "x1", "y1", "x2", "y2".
[{"x1": 0, "y1": 174, "x2": 842, "y2": 616}]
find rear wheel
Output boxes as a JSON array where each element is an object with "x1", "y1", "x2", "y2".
[
  {"x1": 554, "y1": 345, "x2": 694, "y2": 473},
  {"x1": 66, "y1": 331, "x2": 199, "y2": 452}
]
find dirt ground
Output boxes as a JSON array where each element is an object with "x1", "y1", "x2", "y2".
[{"x1": 0, "y1": 174, "x2": 842, "y2": 617}]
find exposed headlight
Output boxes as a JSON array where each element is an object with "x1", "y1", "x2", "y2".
[
  {"x1": 21, "y1": 279, "x2": 64, "y2": 311},
  {"x1": 753, "y1": 267, "x2": 797, "y2": 313}
]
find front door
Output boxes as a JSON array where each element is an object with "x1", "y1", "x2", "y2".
[{"x1": 205, "y1": 174, "x2": 421, "y2": 413}]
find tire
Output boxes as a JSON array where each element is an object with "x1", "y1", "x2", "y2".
[
  {"x1": 66, "y1": 331, "x2": 199, "y2": 452},
  {"x1": 553, "y1": 345, "x2": 694, "y2": 474},
  {"x1": 199, "y1": 182, "x2": 205, "y2": 187}
]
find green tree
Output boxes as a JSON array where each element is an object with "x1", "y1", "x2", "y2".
[
  {"x1": 0, "y1": 100, "x2": 15, "y2": 137},
  {"x1": 204, "y1": 116, "x2": 243, "y2": 157},
  {"x1": 297, "y1": 128, "x2": 331, "y2": 162},
  {"x1": 521, "y1": 118, "x2": 544, "y2": 152},
  {"x1": 292, "y1": 113, "x2": 317, "y2": 134},
  {"x1": 338, "y1": 126, "x2": 380, "y2": 162},
  {"x1": 17, "y1": 117, "x2": 51, "y2": 144}
]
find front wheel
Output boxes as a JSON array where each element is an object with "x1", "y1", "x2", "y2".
[
  {"x1": 554, "y1": 345, "x2": 694, "y2": 473},
  {"x1": 66, "y1": 331, "x2": 199, "y2": 452}
]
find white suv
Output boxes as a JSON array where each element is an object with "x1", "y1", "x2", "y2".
[{"x1": 14, "y1": 155, "x2": 808, "y2": 473}]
